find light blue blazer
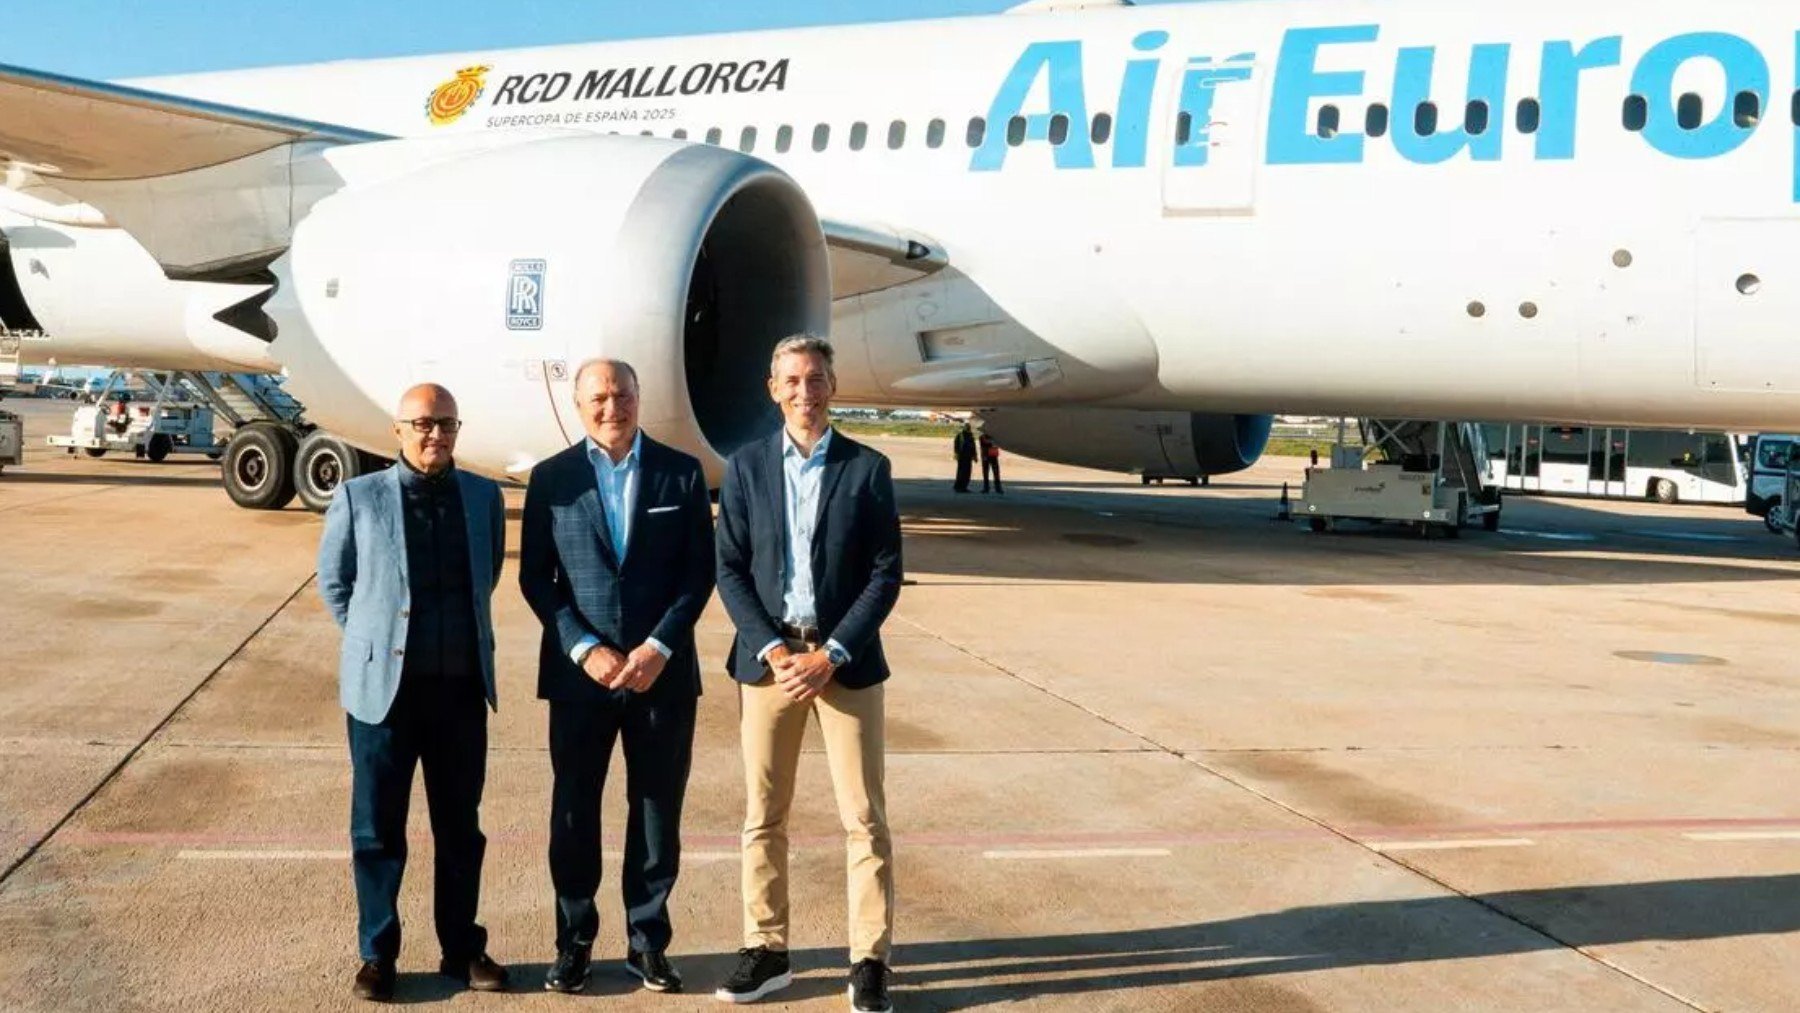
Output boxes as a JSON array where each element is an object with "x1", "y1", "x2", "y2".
[{"x1": 317, "y1": 465, "x2": 505, "y2": 724}]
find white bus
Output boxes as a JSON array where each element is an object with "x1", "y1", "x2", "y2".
[{"x1": 1478, "y1": 424, "x2": 1749, "y2": 506}]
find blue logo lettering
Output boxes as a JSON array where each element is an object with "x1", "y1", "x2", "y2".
[
  {"x1": 1392, "y1": 43, "x2": 1509, "y2": 164},
  {"x1": 1267, "y1": 25, "x2": 1378, "y2": 165},
  {"x1": 1629, "y1": 32, "x2": 1767, "y2": 159}
]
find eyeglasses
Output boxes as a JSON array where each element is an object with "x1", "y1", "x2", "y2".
[{"x1": 397, "y1": 416, "x2": 463, "y2": 434}]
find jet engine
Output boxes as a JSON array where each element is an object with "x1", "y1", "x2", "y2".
[
  {"x1": 977, "y1": 407, "x2": 1272, "y2": 481},
  {"x1": 269, "y1": 131, "x2": 832, "y2": 486}
]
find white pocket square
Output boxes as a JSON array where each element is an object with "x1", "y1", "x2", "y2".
[{"x1": 647, "y1": 505, "x2": 680, "y2": 514}]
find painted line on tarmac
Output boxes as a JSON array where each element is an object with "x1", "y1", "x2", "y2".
[
  {"x1": 1683, "y1": 830, "x2": 1800, "y2": 842},
  {"x1": 178, "y1": 849, "x2": 349, "y2": 861},
  {"x1": 983, "y1": 848, "x2": 1170, "y2": 860},
  {"x1": 1371, "y1": 838, "x2": 1534, "y2": 852}
]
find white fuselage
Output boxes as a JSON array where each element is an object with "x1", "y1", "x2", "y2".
[{"x1": 35, "y1": 0, "x2": 1800, "y2": 431}]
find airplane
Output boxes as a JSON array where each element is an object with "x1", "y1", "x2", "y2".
[{"x1": 0, "y1": 0, "x2": 1797, "y2": 511}]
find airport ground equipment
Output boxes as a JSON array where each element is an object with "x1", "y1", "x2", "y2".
[
  {"x1": 1747, "y1": 433, "x2": 1796, "y2": 533},
  {"x1": 0, "y1": 407, "x2": 21, "y2": 473},
  {"x1": 1298, "y1": 420, "x2": 1501, "y2": 537},
  {"x1": 166, "y1": 370, "x2": 383, "y2": 512},
  {"x1": 44, "y1": 371, "x2": 222, "y2": 462}
]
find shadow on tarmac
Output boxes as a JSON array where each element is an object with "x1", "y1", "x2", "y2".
[
  {"x1": 665, "y1": 874, "x2": 1800, "y2": 1010},
  {"x1": 0, "y1": 468, "x2": 221, "y2": 489},
  {"x1": 893, "y1": 478, "x2": 1799, "y2": 587}
]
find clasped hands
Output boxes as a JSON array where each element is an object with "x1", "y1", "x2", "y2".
[
  {"x1": 765, "y1": 643, "x2": 836, "y2": 703},
  {"x1": 581, "y1": 642, "x2": 666, "y2": 693}
]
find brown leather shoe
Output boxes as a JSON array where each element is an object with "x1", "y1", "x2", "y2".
[
  {"x1": 353, "y1": 959, "x2": 395, "y2": 1001},
  {"x1": 440, "y1": 952, "x2": 510, "y2": 992}
]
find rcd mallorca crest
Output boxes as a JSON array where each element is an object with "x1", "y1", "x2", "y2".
[{"x1": 426, "y1": 65, "x2": 491, "y2": 126}]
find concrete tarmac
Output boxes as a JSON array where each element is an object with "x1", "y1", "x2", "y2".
[{"x1": 3, "y1": 398, "x2": 1799, "y2": 1011}]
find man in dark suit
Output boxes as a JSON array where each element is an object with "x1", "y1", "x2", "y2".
[
  {"x1": 713, "y1": 336, "x2": 903, "y2": 1012},
  {"x1": 317, "y1": 383, "x2": 509, "y2": 1002},
  {"x1": 951, "y1": 422, "x2": 975, "y2": 493},
  {"x1": 520, "y1": 359, "x2": 715, "y2": 996}
]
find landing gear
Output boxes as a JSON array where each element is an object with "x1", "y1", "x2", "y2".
[
  {"x1": 222, "y1": 423, "x2": 298, "y2": 510},
  {"x1": 295, "y1": 431, "x2": 373, "y2": 513}
]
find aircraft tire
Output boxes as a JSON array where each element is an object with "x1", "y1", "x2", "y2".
[
  {"x1": 294, "y1": 431, "x2": 364, "y2": 513},
  {"x1": 223, "y1": 424, "x2": 298, "y2": 510}
]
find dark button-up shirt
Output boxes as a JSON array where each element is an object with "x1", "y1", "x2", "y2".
[{"x1": 397, "y1": 456, "x2": 479, "y2": 682}]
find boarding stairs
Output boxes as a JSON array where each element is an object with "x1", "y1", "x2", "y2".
[
  {"x1": 177, "y1": 371, "x2": 305, "y2": 430},
  {"x1": 1362, "y1": 419, "x2": 1499, "y2": 512}
]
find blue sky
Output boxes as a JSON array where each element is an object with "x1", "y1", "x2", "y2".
[{"x1": 0, "y1": 1, "x2": 1181, "y2": 80}]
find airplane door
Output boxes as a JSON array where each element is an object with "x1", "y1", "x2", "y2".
[
  {"x1": 1160, "y1": 55, "x2": 1262, "y2": 215},
  {"x1": 1696, "y1": 220, "x2": 1800, "y2": 392},
  {"x1": 1588, "y1": 428, "x2": 1626, "y2": 497}
]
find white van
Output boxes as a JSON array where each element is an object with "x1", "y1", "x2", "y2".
[{"x1": 1747, "y1": 434, "x2": 1798, "y2": 533}]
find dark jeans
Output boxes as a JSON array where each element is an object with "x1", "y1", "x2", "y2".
[
  {"x1": 347, "y1": 675, "x2": 489, "y2": 963},
  {"x1": 982, "y1": 458, "x2": 1003, "y2": 492},
  {"x1": 548, "y1": 688, "x2": 696, "y2": 953}
]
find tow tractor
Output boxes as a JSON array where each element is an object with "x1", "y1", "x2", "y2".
[{"x1": 45, "y1": 371, "x2": 223, "y2": 462}]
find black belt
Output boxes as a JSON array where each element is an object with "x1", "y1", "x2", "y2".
[{"x1": 779, "y1": 621, "x2": 822, "y2": 643}]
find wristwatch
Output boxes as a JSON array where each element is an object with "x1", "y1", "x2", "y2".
[{"x1": 825, "y1": 643, "x2": 851, "y2": 668}]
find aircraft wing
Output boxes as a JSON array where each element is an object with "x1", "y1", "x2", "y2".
[{"x1": 0, "y1": 62, "x2": 947, "y2": 292}]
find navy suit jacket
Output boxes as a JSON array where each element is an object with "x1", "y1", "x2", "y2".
[
  {"x1": 519, "y1": 434, "x2": 716, "y2": 703},
  {"x1": 715, "y1": 428, "x2": 903, "y2": 689}
]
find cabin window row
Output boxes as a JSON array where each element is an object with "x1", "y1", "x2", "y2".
[
  {"x1": 654, "y1": 113, "x2": 1132, "y2": 154},
  {"x1": 1315, "y1": 89, "x2": 1798, "y2": 140}
]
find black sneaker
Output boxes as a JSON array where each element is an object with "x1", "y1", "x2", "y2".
[
  {"x1": 849, "y1": 959, "x2": 892, "y2": 1012},
  {"x1": 627, "y1": 948, "x2": 683, "y2": 993},
  {"x1": 544, "y1": 946, "x2": 591, "y2": 994},
  {"x1": 713, "y1": 946, "x2": 792, "y2": 1004}
]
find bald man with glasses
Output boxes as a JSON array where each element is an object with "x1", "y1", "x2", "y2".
[{"x1": 318, "y1": 384, "x2": 510, "y2": 1002}]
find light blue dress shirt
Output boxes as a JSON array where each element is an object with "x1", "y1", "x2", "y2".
[
  {"x1": 569, "y1": 430, "x2": 670, "y2": 665},
  {"x1": 756, "y1": 428, "x2": 850, "y2": 667}
]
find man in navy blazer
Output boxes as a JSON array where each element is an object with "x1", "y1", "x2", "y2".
[
  {"x1": 713, "y1": 336, "x2": 903, "y2": 1012},
  {"x1": 519, "y1": 359, "x2": 715, "y2": 996},
  {"x1": 317, "y1": 383, "x2": 509, "y2": 1002}
]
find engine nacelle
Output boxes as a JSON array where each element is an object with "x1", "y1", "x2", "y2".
[
  {"x1": 265, "y1": 131, "x2": 830, "y2": 481},
  {"x1": 978, "y1": 407, "x2": 1273, "y2": 479}
]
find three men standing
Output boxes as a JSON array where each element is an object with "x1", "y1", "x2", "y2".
[
  {"x1": 520, "y1": 359, "x2": 716, "y2": 995},
  {"x1": 319, "y1": 384, "x2": 510, "y2": 1002},
  {"x1": 714, "y1": 336, "x2": 904, "y2": 1012}
]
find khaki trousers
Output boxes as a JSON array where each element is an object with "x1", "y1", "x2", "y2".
[{"x1": 739, "y1": 666, "x2": 893, "y2": 963}]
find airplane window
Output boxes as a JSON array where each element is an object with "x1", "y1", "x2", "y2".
[
  {"x1": 1049, "y1": 113, "x2": 1070, "y2": 145},
  {"x1": 740, "y1": 127, "x2": 758, "y2": 152},
  {"x1": 1734, "y1": 91, "x2": 1761, "y2": 128},
  {"x1": 1677, "y1": 93, "x2": 1703, "y2": 130},
  {"x1": 1365, "y1": 103, "x2": 1389, "y2": 138},
  {"x1": 640, "y1": 130, "x2": 654, "y2": 137},
  {"x1": 1007, "y1": 115, "x2": 1027, "y2": 146},
  {"x1": 775, "y1": 125, "x2": 794, "y2": 153},
  {"x1": 888, "y1": 120, "x2": 906, "y2": 149},
  {"x1": 1414, "y1": 101, "x2": 1438, "y2": 137},
  {"x1": 850, "y1": 121, "x2": 868, "y2": 150},
  {"x1": 1316, "y1": 104, "x2": 1340, "y2": 139},
  {"x1": 1516, "y1": 98, "x2": 1541, "y2": 134},
  {"x1": 967, "y1": 116, "x2": 987, "y2": 147},
  {"x1": 1623, "y1": 94, "x2": 1648, "y2": 131},
  {"x1": 1092, "y1": 112, "x2": 1113, "y2": 144},
  {"x1": 813, "y1": 123, "x2": 831, "y2": 151},
  {"x1": 1793, "y1": 90, "x2": 1800, "y2": 126},
  {"x1": 705, "y1": 127, "x2": 723, "y2": 145},
  {"x1": 1175, "y1": 111, "x2": 1193, "y2": 145},
  {"x1": 1465, "y1": 100, "x2": 1489, "y2": 135},
  {"x1": 927, "y1": 118, "x2": 946, "y2": 148},
  {"x1": 672, "y1": 128, "x2": 688, "y2": 140}
]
